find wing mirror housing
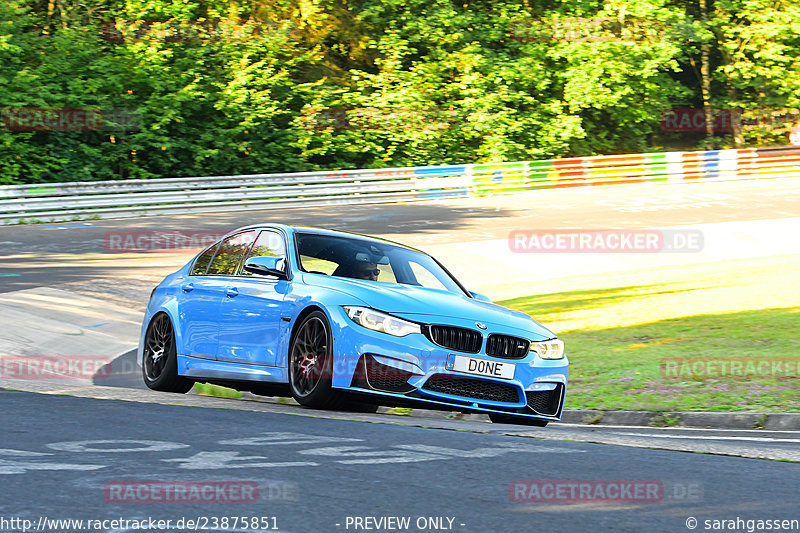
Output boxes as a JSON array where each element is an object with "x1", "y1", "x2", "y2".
[
  {"x1": 243, "y1": 256, "x2": 288, "y2": 279},
  {"x1": 469, "y1": 291, "x2": 492, "y2": 303}
]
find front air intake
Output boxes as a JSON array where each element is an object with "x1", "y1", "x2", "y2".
[{"x1": 423, "y1": 374, "x2": 520, "y2": 404}]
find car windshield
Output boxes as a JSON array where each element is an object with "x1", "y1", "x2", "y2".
[{"x1": 295, "y1": 232, "x2": 467, "y2": 296}]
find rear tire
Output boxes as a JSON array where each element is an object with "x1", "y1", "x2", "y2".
[
  {"x1": 142, "y1": 313, "x2": 193, "y2": 393},
  {"x1": 288, "y1": 311, "x2": 345, "y2": 409},
  {"x1": 489, "y1": 412, "x2": 548, "y2": 427}
]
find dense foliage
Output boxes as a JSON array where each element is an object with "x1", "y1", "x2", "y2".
[{"x1": 1, "y1": 0, "x2": 798, "y2": 183}]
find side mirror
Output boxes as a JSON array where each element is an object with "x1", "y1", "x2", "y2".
[
  {"x1": 469, "y1": 291, "x2": 492, "y2": 303},
  {"x1": 243, "y1": 256, "x2": 287, "y2": 279}
]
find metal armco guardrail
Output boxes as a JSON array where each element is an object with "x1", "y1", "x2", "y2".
[{"x1": 2, "y1": 145, "x2": 799, "y2": 224}]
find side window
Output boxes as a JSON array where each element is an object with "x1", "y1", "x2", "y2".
[
  {"x1": 206, "y1": 231, "x2": 257, "y2": 276},
  {"x1": 241, "y1": 230, "x2": 286, "y2": 277},
  {"x1": 191, "y1": 243, "x2": 219, "y2": 276}
]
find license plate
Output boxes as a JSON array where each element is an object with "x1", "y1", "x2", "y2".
[{"x1": 450, "y1": 354, "x2": 515, "y2": 380}]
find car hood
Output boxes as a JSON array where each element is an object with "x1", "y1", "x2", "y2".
[{"x1": 302, "y1": 273, "x2": 554, "y2": 339}]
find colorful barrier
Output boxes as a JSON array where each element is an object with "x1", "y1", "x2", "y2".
[
  {"x1": 435, "y1": 146, "x2": 800, "y2": 195},
  {"x1": 2, "y1": 146, "x2": 799, "y2": 223}
]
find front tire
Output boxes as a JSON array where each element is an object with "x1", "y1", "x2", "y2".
[
  {"x1": 142, "y1": 313, "x2": 193, "y2": 393},
  {"x1": 489, "y1": 412, "x2": 548, "y2": 427},
  {"x1": 288, "y1": 311, "x2": 344, "y2": 409}
]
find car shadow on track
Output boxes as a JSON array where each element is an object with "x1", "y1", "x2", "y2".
[{"x1": 93, "y1": 349, "x2": 147, "y2": 389}]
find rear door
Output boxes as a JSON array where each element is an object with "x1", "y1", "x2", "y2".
[{"x1": 216, "y1": 229, "x2": 290, "y2": 367}]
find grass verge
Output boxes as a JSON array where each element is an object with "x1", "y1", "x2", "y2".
[
  {"x1": 193, "y1": 382, "x2": 242, "y2": 399},
  {"x1": 499, "y1": 254, "x2": 800, "y2": 412}
]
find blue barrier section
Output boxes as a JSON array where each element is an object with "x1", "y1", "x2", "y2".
[
  {"x1": 414, "y1": 165, "x2": 470, "y2": 199},
  {"x1": 703, "y1": 151, "x2": 720, "y2": 178}
]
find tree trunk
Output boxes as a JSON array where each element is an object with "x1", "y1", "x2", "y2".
[
  {"x1": 699, "y1": 0, "x2": 714, "y2": 145},
  {"x1": 728, "y1": 87, "x2": 744, "y2": 147}
]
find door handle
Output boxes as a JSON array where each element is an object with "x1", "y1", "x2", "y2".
[
  {"x1": 181, "y1": 283, "x2": 194, "y2": 293},
  {"x1": 225, "y1": 287, "x2": 239, "y2": 298}
]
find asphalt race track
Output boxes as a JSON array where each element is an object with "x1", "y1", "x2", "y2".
[
  {"x1": 1, "y1": 390, "x2": 799, "y2": 533},
  {"x1": 1, "y1": 177, "x2": 800, "y2": 533},
  {"x1": 2, "y1": 176, "x2": 800, "y2": 296}
]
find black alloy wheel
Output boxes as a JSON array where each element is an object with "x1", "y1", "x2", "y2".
[{"x1": 142, "y1": 313, "x2": 193, "y2": 393}]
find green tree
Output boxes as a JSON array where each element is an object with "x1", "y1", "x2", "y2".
[{"x1": 711, "y1": 0, "x2": 800, "y2": 146}]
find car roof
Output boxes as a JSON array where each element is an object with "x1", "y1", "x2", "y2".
[{"x1": 230, "y1": 223, "x2": 428, "y2": 255}]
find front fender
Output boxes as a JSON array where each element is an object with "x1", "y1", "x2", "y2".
[{"x1": 278, "y1": 281, "x2": 369, "y2": 374}]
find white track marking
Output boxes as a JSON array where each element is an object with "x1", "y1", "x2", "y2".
[
  {"x1": 48, "y1": 439, "x2": 189, "y2": 452},
  {"x1": 609, "y1": 432, "x2": 800, "y2": 443},
  {"x1": 163, "y1": 451, "x2": 318, "y2": 469}
]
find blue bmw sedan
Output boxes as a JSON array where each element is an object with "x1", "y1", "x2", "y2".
[{"x1": 137, "y1": 225, "x2": 568, "y2": 426}]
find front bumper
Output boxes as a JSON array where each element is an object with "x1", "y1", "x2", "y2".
[{"x1": 329, "y1": 308, "x2": 569, "y2": 421}]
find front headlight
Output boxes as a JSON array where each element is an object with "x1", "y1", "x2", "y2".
[
  {"x1": 530, "y1": 338, "x2": 565, "y2": 360},
  {"x1": 344, "y1": 306, "x2": 421, "y2": 337}
]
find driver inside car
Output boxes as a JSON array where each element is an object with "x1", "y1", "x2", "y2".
[
  {"x1": 353, "y1": 262, "x2": 380, "y2": 281},
  {"x1": 330, "y1": 249, "x2": 383, "y2": 281}
]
